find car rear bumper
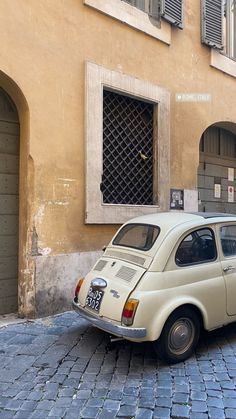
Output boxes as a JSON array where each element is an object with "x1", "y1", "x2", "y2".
[{"x1": 72, "y1": 299, "x2": 146, "y2": 339}]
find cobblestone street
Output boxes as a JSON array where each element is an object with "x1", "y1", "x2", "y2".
[{"x1": 1, "y1": 312, "x2": 236, "y2": 418}]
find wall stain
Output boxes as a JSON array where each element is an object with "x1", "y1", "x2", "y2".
[{"x1": 31, "y1": 225, "x2": 39, "y2": 256}]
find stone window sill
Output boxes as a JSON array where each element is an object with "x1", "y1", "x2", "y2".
[
  {"x1": 211, "y1": 49, "x2": 236, "y2": 79},
  {"x1": 84, "y1": 0, "x2": 171, "y2": 45}
]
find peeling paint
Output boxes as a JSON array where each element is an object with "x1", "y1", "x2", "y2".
[
  {"x1": 57, "y1": 178, "x2": 76, "y2": 182},
  {"x1": 35, "y1": 251, "x2": 102, "y2": 316},
  {"x1": 31, "y1": 226, "x2": 39, "y2": 256},
  {"x1": 31, "y1": 224, "x2": 52, "y2": 257},
  {"x1": 35, "y1": 205, "x2": 45, "y2": 226},
  {"x1": 38, "y1": 246, "x2": 52, "y2": 256},
  {"x1": 20, "y1": 269, "x2": 33, "y2": 275},
  {"x1": 47, "y1": 200, "x2": 69, "y2": 206}
]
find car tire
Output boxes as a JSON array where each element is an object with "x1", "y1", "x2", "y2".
[{"x1": 153, "y1": 307, "x2": 200, "y2": 364}]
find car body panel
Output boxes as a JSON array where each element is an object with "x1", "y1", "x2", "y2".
[
  {"x1": 73, "y1": 212, "x2": 236, "y2": 344},
  {"x1": 215, "y1": 223, "x2": 236, "y2": 316},
  {"x1": 132, "y1": 265, "x2": 226, "y2": 341},
  {"x1": 78, "y1": 257, "x2": 146, "y2": 321}
]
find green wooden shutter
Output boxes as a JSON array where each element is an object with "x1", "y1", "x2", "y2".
[
  {"x1": 201, "y1": 0, "x2": 224, "y2": 49},
  {"x1": 161, "y1": 0, "x2": 184, "y2": 28}
]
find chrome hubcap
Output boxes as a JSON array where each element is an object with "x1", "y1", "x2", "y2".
[{"x1": 168, "y1": 318, "x2": 195, "y2": 355}]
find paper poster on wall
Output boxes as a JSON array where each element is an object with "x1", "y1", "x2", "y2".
[
  {"x1": 170, "y1": 189, "x2": 184, "y2": 210},
  {"x1": 228, "y1": 168, "x2": 234, "y2": 182},
  {"x1": 228, "y1": 186, "x2": 234, "y2": 202},
  {"x1": 214, "y1": 184, "x2": 221, "y2": 199}
]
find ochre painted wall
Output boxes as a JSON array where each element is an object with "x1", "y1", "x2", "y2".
[{"x1": 0, "y1": 0, "x2": 235, "y2": 315}]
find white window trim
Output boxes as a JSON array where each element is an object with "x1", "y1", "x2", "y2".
[
  {"x1": 83, "y1": 0, "x2": 171, "y2": 45},
  {"x1": 211, "y1": 49, "x2": 236, "y2": 78},
  {"x1": 224, "y1": 0, "x2": 236, "y2": 60},
  {"x1": 85, "y1": 61, "x2": 170, "y2": 224}
]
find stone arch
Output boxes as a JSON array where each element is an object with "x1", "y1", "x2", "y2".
[{"x1": 198, "y1": 121, "x2": 236, "y2": 213}]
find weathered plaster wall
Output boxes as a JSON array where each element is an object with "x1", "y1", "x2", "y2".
[
  {"x1": 0, "y1": 0, "x2": 235, "y2": 315},
  {"x1": 35, "y1": 251, "x2": 102, "y2": 317}
]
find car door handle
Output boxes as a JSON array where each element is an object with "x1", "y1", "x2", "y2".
[{"x1": 223, "y1": 266, "x2": 235, "y2": 273}]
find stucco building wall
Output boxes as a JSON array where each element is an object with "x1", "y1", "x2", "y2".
[{"x1": 0, "y1": 0, "x2": 235, "y2": 316}]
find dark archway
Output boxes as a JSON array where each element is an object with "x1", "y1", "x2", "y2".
[{"x1": 198, "y1": 122, "x2": 236, "y2": 213}]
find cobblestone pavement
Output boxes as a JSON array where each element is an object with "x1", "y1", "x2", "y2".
[{"x1": 1, "y1": 312, "x2": 236, "y2": 418}]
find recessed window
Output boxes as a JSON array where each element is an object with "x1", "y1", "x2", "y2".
[
  {"x1": 175, "y1": 228, "x2": 217, "y2": 266},
  {"x1": 85, "y1": 62, "x2": 170, "y2": 224},
  {"x1": 102, "y1": 90, "x2": 154, "y2": 205}
]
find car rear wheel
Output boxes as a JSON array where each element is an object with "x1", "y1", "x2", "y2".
[{"x1": 154, "y1": 307, "x2": 200, "y2": 364}]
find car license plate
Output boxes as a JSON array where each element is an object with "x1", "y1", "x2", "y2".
[{"x1": 85, "y1": 287, "x2": 104, "y2": 311}]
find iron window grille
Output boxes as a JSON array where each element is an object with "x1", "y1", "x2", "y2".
[{"x1": 101, "y1": 90, "x2": 154, "y2": 206}]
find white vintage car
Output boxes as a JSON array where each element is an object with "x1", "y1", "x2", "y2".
[{"x1": 72, "y1": 212, "x2": 236, "y2": 363}]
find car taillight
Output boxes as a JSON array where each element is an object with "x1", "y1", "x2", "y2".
[
  {"x1": 74, "y1": 278, "x2": 84, "y2": 302},
  {"x1": 122, "y1": 299, "x2": 139, "y2": 326}
]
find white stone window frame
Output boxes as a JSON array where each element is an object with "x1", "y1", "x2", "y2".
[
  {"x1": 85, "y1": 62, "x2": 170, "y2": 224},
  {"x1": 223, "y1": 0, "x2": 236, "y2": 60},
  {"x1": 210, "y1": 0, "x2": 236, "y2": 79},
  {"x1": 83, "y1": 0, "x2": 171, "y2": 45},
  {"x1": 211, "y1": 49, "x2": 236, "y2": 79}
]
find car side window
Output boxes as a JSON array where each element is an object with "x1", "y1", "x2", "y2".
[
  {"x1": 220, "y1": 225, "x2": 236, "y2": 257},
  {"x1": 175, "y1": 228, "x2": 217, "y2": 266}
]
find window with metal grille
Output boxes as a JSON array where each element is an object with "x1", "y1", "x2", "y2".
[{"x1": 101, "y1": 90, "x2": 154, "y2": 205}]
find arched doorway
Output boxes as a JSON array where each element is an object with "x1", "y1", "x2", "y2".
[
  {"x1": 0, "y1": 88, "x2": 19, "y2": 314},
  {"x1": 198, "y1": 122, "x2": 236, "y2": 213}
]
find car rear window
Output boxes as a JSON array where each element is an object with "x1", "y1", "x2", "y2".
[{"x1": 113, "y1": 223, "x2": 160, "y2": 251}]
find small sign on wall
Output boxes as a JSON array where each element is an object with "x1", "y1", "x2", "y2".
[
  {"x1": 228, "y1": 168, "x2": 234, "y2": 182},
  {"x1": 214, "y1": 184, "x2": 221, "y2": 199},
  {"x1": 170, "y1": 189, "x2": 184, "y2": 210},
  {"x1": 228, "y1": 186, "x2": 234, "y2": 203}
]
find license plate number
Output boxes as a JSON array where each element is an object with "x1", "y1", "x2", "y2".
[{"x1": 85, "y1": 287, "x2": 104, "y2": 311}]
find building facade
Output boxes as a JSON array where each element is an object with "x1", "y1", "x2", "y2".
[{"x1": 0, "y1": 0, "x2": 236, "y2": 317}]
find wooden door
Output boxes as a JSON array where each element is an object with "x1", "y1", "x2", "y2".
[{"x1": 0, "y1": 89, "x2": 19, "y2": 314}]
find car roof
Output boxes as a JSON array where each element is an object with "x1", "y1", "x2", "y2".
[
  {"x1": 124, "y1": 212, "x2": 236, "y2": 231},
  {"x1": 111, "y1": 212, "x2": 236, "y2": 261},
  {"x1": 191, "y1": 212, "x2": 236, "y2": 219}
]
